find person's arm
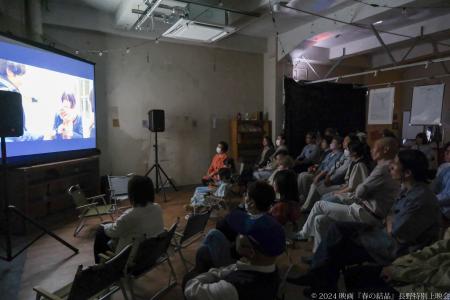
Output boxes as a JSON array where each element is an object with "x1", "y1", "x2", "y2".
[
  {"x1": 270, "y1": 203, "x2": 288, "y2": 225},
  {"x1": 436, "y1": 172, "x2": 450, "y2": 207},
  {"x1": 347, "y1": 163, "x2": 369, "y2": 193},
  {"x1": 184, "y1": 267, "x2": 239, "y2": 300},
  {"x1": 206, "y1": 155, "x2": 217, "y2": 176},
  {"x1": 313, "y1": 171, "x2": 327, "y2": 183},
  {"x1": 391, "y1": 200, "x2": 430, "y2": 245},
  {"x1": 103, "y1": 209, "x2": 133, "y2": 238},
  {"x1": 355, "y1": 165, "x2": 385, "y2": 200},
  {"x1": 303, "y1": 145, "x2": 320, "y2": 165}
]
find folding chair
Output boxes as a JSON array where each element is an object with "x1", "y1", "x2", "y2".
[
  {"x1": 34, "y1": 244, "x2": 132, "y2": 300},
  {"x1": 108, "y1": 174, "x2": 133, "y2": 213},
  {"x1": 124, "y1": 219, "x2": 179, "y2": 300},
  {"x1": 68, "y1": 185, "x2": 114, "y2": 237},
  {"x1": 172, "y1": 210, "x2": 211, "y2": 273}
]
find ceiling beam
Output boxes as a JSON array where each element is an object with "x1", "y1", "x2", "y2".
[
  {"x1": 329, "y1": 12, "x2": 450, "y2": 60},
  {"x1": 277, "y1": 0, "x2": 419, "y2": 61}
]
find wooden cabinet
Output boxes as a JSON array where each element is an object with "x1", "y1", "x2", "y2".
[
  {"x1": 230, "y1": 120, "x2": 271, "y2": 163},
  {"x1": 2, "y1": 156, "x2": 100, "y2": 232}
]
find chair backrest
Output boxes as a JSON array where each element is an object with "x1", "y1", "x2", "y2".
[
  {"x1": 108, "y1": 175, "x2": 131, "y2": 199},
  {"x1": 67, "y1": 244, "x2": 132, "y2": 300},
  {"x1": 67, "y1": 185, "x2": 88, "y2": 207},
  {"x1": 180, "y1": 210, "x2": 211, "y2": 245},
  {"x1": 126, "y1": 219, "x2": 179, "y2": 277}
]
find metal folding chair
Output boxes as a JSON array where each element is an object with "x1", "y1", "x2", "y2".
[
  {"x1": 68, "y1": 185, "x2": 114, "y2": 237},
  {"x1": 124, "y1": 219, "x2": 179, "y2": 300},
  {"x1": 107, "y1": 174, "x2": 133, "y2": 213},
  {"x1": 34, "y1": 244, "x2": 132, "y2": 300},
  {"x1": 172, "y1": 210, "x2": 211, "y2": 273}
]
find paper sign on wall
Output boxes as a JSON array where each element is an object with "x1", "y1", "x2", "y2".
[{"x1": 368, "y1": 87, "x2": 395, "y2": 125}]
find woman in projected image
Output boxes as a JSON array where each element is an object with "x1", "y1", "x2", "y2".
[{"x1": 51, "y1": 92, "x2": 83, "y2": 139}]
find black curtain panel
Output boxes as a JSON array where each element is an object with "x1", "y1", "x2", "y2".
[{"x1": 284, "y1": 77, "x2": 367, "y2": 157}]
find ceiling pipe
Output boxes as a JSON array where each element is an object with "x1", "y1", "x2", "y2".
[
  {"x1": 133, "y1": 0, "x2": 163, "y2": 30},
  {"x1": 362, "y1": 73, "x2": 450, "y2": 88},
  {"x1": 306, "y1": 56, "x2": 450, "y2": 84}
]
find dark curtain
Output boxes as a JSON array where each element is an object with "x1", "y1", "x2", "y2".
[{"x1": 284, "y1": 77, "x2": 367, "y2": 157}]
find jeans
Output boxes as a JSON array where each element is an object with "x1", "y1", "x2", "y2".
[{"x1": 93, "y1": 225, "x2": 111, "y2": 263}]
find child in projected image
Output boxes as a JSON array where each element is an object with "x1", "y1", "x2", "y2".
[
  {"x1": 50, "y1": 92, "x2": 83, "y2": 139},
  {"x1": 0, "y1": 59, "x2": 42, "y2": 141}
]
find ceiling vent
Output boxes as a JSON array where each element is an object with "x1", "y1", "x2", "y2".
[{"x1": 162, "y1": 18, "x2": 234, "y2": 43}]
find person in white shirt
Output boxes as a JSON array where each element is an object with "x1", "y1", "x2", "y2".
[{"x1": 93, "y1": 175, "x2": 164, "y2": 263}]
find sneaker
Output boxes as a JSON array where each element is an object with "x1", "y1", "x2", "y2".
[{"x1": 293, "y1": 231, "x2": 308, "y2": 241}]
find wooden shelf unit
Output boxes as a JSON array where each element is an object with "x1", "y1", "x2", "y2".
[
  {"x1": 2, "y1": 156, "x2": 100, "y2": 233},
  {"x1": 230, "y1": 119, "x2": 271, "y2": 164}
]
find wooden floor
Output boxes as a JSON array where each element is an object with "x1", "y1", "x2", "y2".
[{"x1": 17, "y1": 187, "x2": 311, "y2": 300}]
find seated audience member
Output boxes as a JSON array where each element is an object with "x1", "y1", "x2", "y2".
[
  {"x1": 267, "y1": 153, "x2": 294, "y2": 186},
  {"x1": 288, "y1": 150, "x2": 441, "y2": 293},
  {"x1": 255, "y1": 136, "x2": 275, "y2": 169},
  {"x1": 190, "y1": 181, "x2": 276, "y2": 273},
  {"x1": 93, "y1": 175, "x2": 164, "y2": 263},
  {"x1": 253, "y1": 135, "x2": 288, "y2": 181},
  {"x1": 184, "y1": 221, "x2": 285, "y2": 300},
  {"x1": 411, "y1": 132, "x2": 435, "y2": 172},
  {"x1": 301, "y1": 134, "x2": 358, "y2": 211},
  {"x1": 294, "y1": 137, "x2": 400, "y2": 252},
  {"x1": 202, "y1": 141, "x2": 229, "y2": 185},
  {"x1": 321, "y1": 140, "x2": 371, "y2": 204},
  {"x1": 432, "y1": 142, "x2": 450, "y2": 219},
  {"x1": 188, "y1": 168, "x2": 232, "y2": 212},
  {"x1": 297, "y1": 136, "x2": 343, "y2": 201},
  {"x1": 382, "y1": 128, "x2": 397, "y2": 139},
  {"x1": 317, "y1": 135, "x2": 332, "y2": 162},
  {"x1": 344, "y1": 232, "x2": 450, "y2": 295},
  {"x1": 293, "y1": 132, "x2": 320, "y2": 173},
  {"x1": 269, "y1": 170, "x2": 301, "y2": 226}
]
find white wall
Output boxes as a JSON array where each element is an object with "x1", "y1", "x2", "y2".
[{"x1": 44, "y1": 25, "x2": 263, "y2": 186}]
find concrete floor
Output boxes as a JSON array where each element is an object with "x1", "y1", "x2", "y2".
[{"x1": 15, "y1": 187, "x2": 311, "y2": 300}]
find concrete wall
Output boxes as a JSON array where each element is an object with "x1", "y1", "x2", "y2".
[{"x1": 44, "y1": 25, "x2": 263, "y2": 186}]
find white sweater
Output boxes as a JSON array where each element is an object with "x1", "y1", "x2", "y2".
[{"x1": 103, "y1": 203, "x2": 164, "y2": 252}]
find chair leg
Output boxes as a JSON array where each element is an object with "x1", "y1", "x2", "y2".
[
  {"x1": 74, "y1": 216, "x2": 86, "y2": 237},
  {"x1": 94, "y1": 206, "x2": 104, "y2": 222},
  {"x1": 166, "y1": 256, "x2": 178, "y2": 285},
  {"x1": 178, "y1": 249, "x2": 190, "y2": 273},
  {"x1": 119, "y1": 279, "x2": 130, "y2": 300}
]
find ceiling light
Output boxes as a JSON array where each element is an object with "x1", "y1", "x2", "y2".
[
  {"x1": 373, "y1": 20, "x2": 383, "y2": 25},
  {"x1": 162, "y1": 18, "x2": 234, "y2": 43}
]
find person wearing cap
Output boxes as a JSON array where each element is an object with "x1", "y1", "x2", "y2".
[{"x1": 184, "y1": 204, "x2": 285, "y2": 300}]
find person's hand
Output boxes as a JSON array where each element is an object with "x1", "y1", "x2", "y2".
[
  {"x1": 380, "y1": 266, "x2": 393, "y2": 282},
  {"x1": 313, "y1": 175, "x2": 321, "y2": 184},
  {"x1": 324, "y1": 176, "x2": 332, "y2": 186}
]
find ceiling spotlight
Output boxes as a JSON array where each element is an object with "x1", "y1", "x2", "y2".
[
  {"x1": 155, "y1": 38, "x2": 160, "y2": 44},
  {"x1": 75, "y1": 50, "x2": 79, "y2": 54},
  {"x1": 402, "y1": 7, "x2": 407, "y2": 16},
  {"x1": 98, "y1": 51, "x2": 103, "y2": 56},
  {"x1": 126, "y1": 48, "x2": 130, "y2": 54},
  {"x1": 218, "y1": 1, "x2": 223, "y2": 7},
  {"x1": 373, "y1": 20, "x2": 383, "y2": 25}
]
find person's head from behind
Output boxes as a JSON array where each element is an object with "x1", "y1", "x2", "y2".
[
  {"x1": 371, "y1": 137, "x2": 399, "y2": 162},
  {"x1": 273, "y1": 170, "x2": 298, "y2": 202},
  {"x1": 262, "y1": 136, "x2": 274, "y2": 148},
  {"x1": 274, "y1": 149, "x2": 289, "y2": 166},
  {"x1": 128, "y1": 175, "x2": 155, "y2": 207},
  {"x1": 415, "y1": 132, "x2": 428, "y2": 145},
  {"x1": 217, "y1": 141, "x2": 228, "y2": 154},
  {"x1": 321, "y1": 136, "x2": 332, "y2": 151},
  {"x1": 0, "y1": 59, "x2": 26, "y2": 88},
  {"x1": 382, "y1": 129, "x2": 396, "y2": 139},
  {"x1": 277, "y1": 154, "x2": 294, "y2": 170},
  {"x1": 305, "y1": 132, "x2": 316, "y2": 145},
  {"x1": 348, "y1": 140, "x2": 365, "y2": 162},
  {"x1": 275, "y1": 134, "x2": 286, "y2": 147},
  {"x1": 329, "y1": 136, "x2": 343, "y2": 152},
  {"x1": 245, "y1": 181, "x2": 275, "y2": 215},
  {"x1": 390, "y1": 149, "x2": 428, "y2": 184},
  {"x1": 218, "y1": 167, "x2": 232, "y2": 183},
  {"x1": 324, "y1": 128, "x2": 336, "y2": 138}
]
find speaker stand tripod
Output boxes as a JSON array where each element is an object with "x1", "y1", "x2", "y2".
[
  {"x1": 0, "y1": 137, "x2": 78, "y2": 262},
  {"x1": 144, "y1": 131, "x2": 177, "y2": 202}
]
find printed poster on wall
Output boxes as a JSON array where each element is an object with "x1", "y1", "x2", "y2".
[{"x1": 368, "y1": 87, "x2": 395, "y2": 125}]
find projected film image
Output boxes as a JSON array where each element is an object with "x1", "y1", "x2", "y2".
[{"x1": 0, "y1": 37, "x2": 96, "y2": 158}]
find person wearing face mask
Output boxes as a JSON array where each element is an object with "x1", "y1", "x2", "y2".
[
  {"x1": 287, "y1": 149, "x2": 441, "y2": 295},
  {"x1": 253, "y1": 134, "x2": 288, "y2": 181},
  {"x1": 184, "y1": 206, "x2": 285, "y2": 300},
  {"x1": 294, "y1": 137, "x2": 400, "y2": 253},
  {"x1": 202, "y1": 141, "x2": 229, "y2": 185},
  {"x1": 320, "y1": 140, "x2": 371, "y2": 205},
  {"x1": 301, "y1": 134, "x2": 360, "y2": 212}
]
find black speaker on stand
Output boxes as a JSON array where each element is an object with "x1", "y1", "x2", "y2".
[
  {"x1": 144, "y1": 110, "x2": 177, "y2": 202},
  {"x1": 0, "y1": 91, "x2": 78, "y2": 262}
]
